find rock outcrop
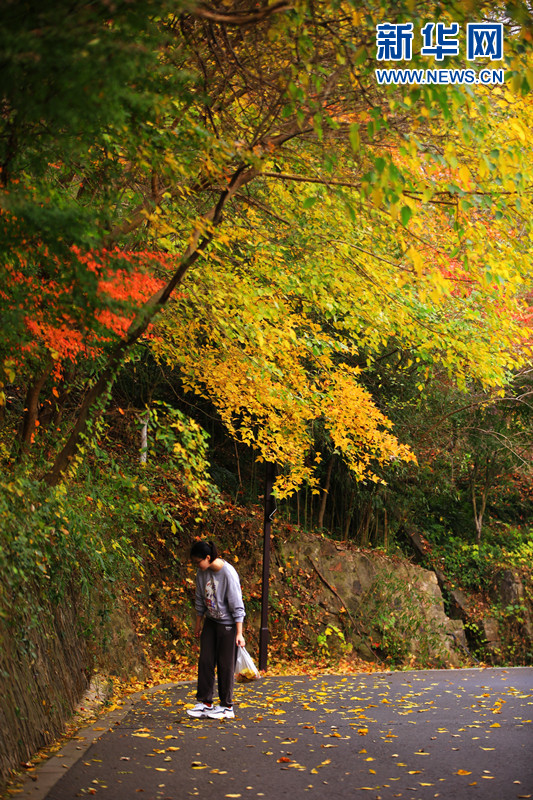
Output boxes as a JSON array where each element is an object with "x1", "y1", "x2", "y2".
[{"x1": 277, "y1": 533, "x2": 468, "y2": 667}]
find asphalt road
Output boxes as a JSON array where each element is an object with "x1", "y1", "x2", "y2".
[{"x1": 20, "y1": 667, "x2": 533, "y2": 800}]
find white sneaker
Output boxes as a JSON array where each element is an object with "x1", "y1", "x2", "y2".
[
  {"x1": 186, "y1": 703, "x2": 214, "y2": 718},
  {"x1": 206, "y1": 706, "x2": 235, "y2": 719}
]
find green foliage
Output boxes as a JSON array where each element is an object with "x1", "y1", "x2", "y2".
[
  {"x1": 420, "y1": 524, "x2": 533, "y2": 665},
  {"x1": 316, "y1": 624, "x2": 351, "y2": 657},
  {"x1": 146, "y1": 401, "x2": 217, "y2": 506},
  {"x1": 0, "y1": 0, "x2": 189, "y2": 181},
  {"x1": 488, "y1": 596, "x2": 533, "y2": 665},
  {"x1": 0, "y1": 474, "x2": 142, "y2": 631},
  {"x1": 426, "y1": 526, "x2": 533, "y2": 592},
  {"x1": 0, "y1": 397, "x2": 218, "y2": 631},
  {"x1": 429, "y1": 538, "x2": 497, "y2": 592},
  {"x1": 506, "y1": 538, "x2": 533, "y2": 570}
]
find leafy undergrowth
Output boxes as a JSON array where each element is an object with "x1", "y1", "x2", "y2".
[{"x1": 417, "y1": 525, "x2": 533, "y2": 664}]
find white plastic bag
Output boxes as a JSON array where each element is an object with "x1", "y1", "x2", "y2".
[{"x1": 235, "y1": 646, "x2": 260, "y2": 682}]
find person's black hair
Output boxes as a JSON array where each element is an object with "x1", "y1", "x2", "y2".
[{"x1": 190, "y1": 539, "x2": 218, "y2": 561}]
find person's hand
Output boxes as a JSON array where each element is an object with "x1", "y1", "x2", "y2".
[{"x1": 236, "y1": 633, "x2": 245, "y2": 647}]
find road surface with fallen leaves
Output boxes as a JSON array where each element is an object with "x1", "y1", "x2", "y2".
[{"x1": 22, "y1": 667, "x2": 533, "y2": 800}]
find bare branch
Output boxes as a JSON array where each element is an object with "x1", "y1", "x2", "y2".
[{"x1": 192, "y1": 1, "x2": 292, "y2": 26}]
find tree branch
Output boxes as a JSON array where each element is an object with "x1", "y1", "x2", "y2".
[{"x1": 192, "y1": 1, "x2": 293, "y2": 26}]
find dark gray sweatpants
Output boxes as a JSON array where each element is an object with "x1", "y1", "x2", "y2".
[{"x1": 196, "y1": 616, "x2": 236, "y2": 708}]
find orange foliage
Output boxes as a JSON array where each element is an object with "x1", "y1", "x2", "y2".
[{"x1": 5, "y1": 245, "x2": 172, "y2": 376}]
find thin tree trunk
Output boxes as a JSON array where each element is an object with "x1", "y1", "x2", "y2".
[
  {"x1": 317, "y1": 454, "x2": 335, "y2": 529},
  {"x1": 250, "y1": 456, "x2": 256, "y2": 499},
  {"x1": 139, "y1": 409, "x2": 150, "y2": 464},
  {"x1": 359, "y1": 505, "x2": 371, "y2": 546},
  {"x1": 234, "y1": 440, "x2": 242, "y2": 503},
  {"x1": 473, "y1": 478, "x2": 489, "y2": 544},
  {"x1": 343, "y1": 510, "x2": 351, "y2": 539},
  {"x1": 471, "y1": 459, "x2": 492, "y2": 543},
  {"x1": 15, "y1": 363, "x2": 52, "y2": 459},
  {"x1": 473, "y1": 486, "x2": 487, "y2": 543},
  {"x1": 343, "y1": 486, "x2": 356, "y2": 539}
]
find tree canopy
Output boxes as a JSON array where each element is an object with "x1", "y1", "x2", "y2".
[{"x1": 1, "y1": 0, "x2": 532, "y2": 495}]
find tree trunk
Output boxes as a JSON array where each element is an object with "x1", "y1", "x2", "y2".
[
  {"x1": 317, "y1": 454, "x2": 335, "y2": 529},
  {"x1": 15, "y1": 363, "x2": 52, "y2": 460},
  {"x1": 471, "y1": 458, "x2": 493, "y2": 543},
  {"x1": 139, "y1": 409, "x2": 149, "y2": 464},
  {"x1": 343, "y1": 506, "x2": 353, "y2": 539},
  {"x1": 359, "y1": 504, "x2": 371, "y2": 546},
  {"x1": 234, "y1": 440, "x2": 242, "y2": 503},
  {"x1": 472, "y1": 478, "x2": 489, "y2": 544},
  {"x1": 250, "y1": 456, "x2": 256, "y2": 500},
  {"x1": 472, "y1": 486, "x2": 487, "y2": 543}
]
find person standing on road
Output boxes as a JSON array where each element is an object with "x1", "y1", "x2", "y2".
[{"x1": 187, "y1": 539, "x2": 245, "y2": 720}]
